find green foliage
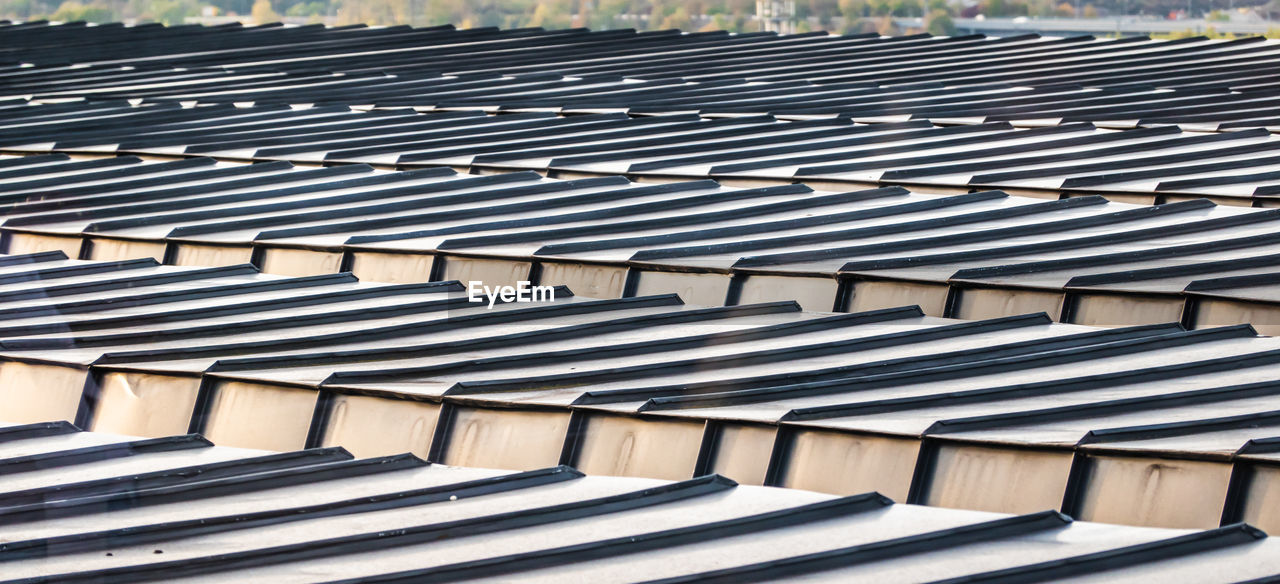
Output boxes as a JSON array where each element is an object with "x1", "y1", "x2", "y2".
[
  {"x1": 50, "y1": 0, "x2": 113, "y2": 21},
  {"x1": 925, "y1": 8, "x2": 953, "y2": 34},
  {"x1": 8, "y1": 0, "x2": 1273, "y2": 38}
]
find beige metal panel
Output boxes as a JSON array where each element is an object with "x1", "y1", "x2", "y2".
[
  {"x1": 0, "y1": 361, "x2": 87, "y2": 424},
  {"x1": 775, "y1": 428, "x2": 919, "y2": 501},
  {"x1": 1240, "y1": 463, "x2": 1280, "y2": 535},
  {"x1": 706, "y1": 423, "x2": 776, "y2": 485},
  {"x1": 537, "y1": 261, "x2": 627, "y2": 299},
  {"x1": 5, "y1": 232, "x2": 83, "y2": 257},
  {"x1": 171, "y1": 243, "x2": 254, "y2": 267},
  {"x1": 848, "y1": 279, "x2": 948, "y2": 316},
  {"x1": 1096, "y1": 193, "x2": 1159, "y2": 205},
  {"x1": 797, "y1": 179, "x2": 881, "y2": 192},
  {"x1": 698, "y1": 177, "x2": 792, "y2": 188},
  {"x1": 83, "y1": 237, "x2": 167, "y2": 262},
  {"x1": 952, "y1": 287, "x2": 1064, "y2": 321},
  {"x1": 1162, "y1": 194, "x2": 1253, "y2": 207},
  {"x1": 320, "y1": 393, "x2": 438, "y2": 459},
  {"x1": 259, "y1": 247, "x2": 344, "y2": 277},
  {"x1": 736, "y1": 275, "x2": 839, "y2": 312},
  {"x1": 347, "y1": 251, "x2": 435, "y2": 283},
  {"x1": 203, "y1": 380, "x2": 317, "y2": 451},
  {"x1": 921, "y1": 442, "x2": 1074, "y2": 514},
  {"x1": 573, "y1": 413, "x2": 705, "y2": 481},
  {"x1": 997, "y1": 187, "x2": 1065, "y2": 200},
  {"x1": 546, "y1": 170, "x2": 609, "y2": 180},
  {"x1": 89, "y1": 371, "x2": 201, "y2": 437},
  {"x1": 1071, "y1": 293, "x2": 1185, "y2": 327},
  {"x1": 439, "y1": 255, "x2": 533, "y2": 288},
  {"x1": 1075, "y1": 454, "x2": 1232, "y2": 529},
  {"x1": 885, "y1": 184, "x2": 974, "y2": 195},
  {"x1": 441, "y1": 406, "x2": 570, "y2": 470},
  {"x1": 1194, "y1": 298, "x2": 1280, "y2": 336},
  {"x1": 632, "y1": 270, "x2": 732, "y2": 307}
]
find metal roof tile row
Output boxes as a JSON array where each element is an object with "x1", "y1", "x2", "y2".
[
  {"x1": 9, "y1": 104, "x2": 1280, "y2": 203},
  {"x1": 4, "y1": 422, "x2": 1279, "y2": 582},
  {"x1": 5, "y1": 23, "x2": 1280, "y2": 129},
  {"x1": 1, "y1": 256, "x2": 1280, "y2": 532},
  {"x1": 0, "y1": 157, "x2": 1276, "y2": 332}
]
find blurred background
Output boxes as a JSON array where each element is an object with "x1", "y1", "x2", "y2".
[{"x1": 3, "y1": 0, "x2": 1278, "y2": 47}]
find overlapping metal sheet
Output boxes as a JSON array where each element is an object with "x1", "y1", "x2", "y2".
[
  {"x1": 4, "y1": 422, "x2": 1278, "y2": 583},
  {"x1": 5, "y1": 23, "x2": 1280, "y2": 129},
  {"x1": 9, "y1": 103, "x2": 1280, "y2": 206},
  {"x1": 1, "y1": 255, "x2": 1280, "y2": 532},
  {"x1": 4, "y1": 20, "x2": 1280, "y2": 574},
  {"x1": 0, "y1": 157, "x2": 1277, "y2": 330}
]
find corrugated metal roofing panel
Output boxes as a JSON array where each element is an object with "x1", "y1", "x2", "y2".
[
  {"x1": 0, "y1": 158, "x2": 1278, "y2": 330},
  {"x1": 1, "y1": 423, "x2": 1277, "y2": 582},
  {"x1": 0, "y1": 260, "x2": 1278, "y2": 529}
]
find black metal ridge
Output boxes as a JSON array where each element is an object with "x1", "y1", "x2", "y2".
[
  {"x1": 3, "y1": 164, "x2": 432, "y2": 229},
  {"x1": 1077, "y1": 409, "x2": 1280, "y2": 446},
  {"x1": 0, "y1": 264, "x2": 285, "y2": 314},
  {"x1": 0, "y1": 159, "x2": 292, "y2": 213},
  {"x1": 922, "y1": 378, "x2": 1280, "y2": 437},
  {"x1": 0, "y1": 279, "x2": 462, "y2": 337},
  {"x1": 505, "y1": 187, "x2": 921, "y2": 255},
  {"x1": 834, "y1": 204, "x2": 1280, "y2": 273},
  {"x1": 0, "y1": 434, "x2": 211, "y2": 476},
  {"x1": 784, "y1": 347, "x2": 1280, "y2": 421},
  {"x1": 722, "y1": 198, "x2": 1213, "y2": 270},
  {"x1": 83, "y1": 289, "x2": 695, "y2": 366},
  {"x1": 15, "y1": 474, "x2": 740, "y2": 584},
  {"x1": 930, "y1": 523, "x2": 1266, "y2": 584},
  {"x1": 251, "y1": 176, "x2": 725, "y2": 243},
  {"x1": 0, "y1": 446, "x2": 353, "y2": 510},
  {"x1": 624, "y1": 121, "x2": 1005, "y2": 175},
  {"x1": 951, "y1": 231, "x2": 1280, "y2": 283},
  {"x1": 335, "y1": 179, "x2": 723, "y2": 245},
  {"x1": 785, "y1": 122, "x2": 1140, "y2": 177},
  {"x1": 0, "y1": 250, "x2": 66, "y2": 266},
  {"x1": 210, "y1": 301, "x2": 800, "y2": 373},
  {"x1": 0, "y1": 421, "x2": 78, "y2": 443},
  {"x1": 450, "y1": 309, "x2": 1052, "y2": 397},
  {"x1": 328, "y1": 493, "x2": 896, "y2": 584},
  {"x1": 0, "y1": 257, "x2": 159, "y2": 286},
  {"x1": 0, "y1": 466, "x2": 583, "y2": 561},
  {"x1": 73, "y1": 167, "x2": 475, "y2": 234},
  {"x1": 966, "y1": 130, "x2": 1278, "y2": 186},
  {"x1": 641, "y1": 511, "x2": 1072, "y2": 584},
  {"x1": 431, "y1": 184, "x2": 831, "y2": 251},
  {"x1": 1185, "y1": 271, "x2": 1280, "y2": 293},
  {"x1": 627, "y1": 191, "x2": 1082, "y2": 262},
  {"x1": 328, "y1": 305, "x2": 922, "y2": 386},
  {"x1": 0, "y1": 284, "x2": 470, "y2": 350},
  {"x1": 644, "y1": 323, "x2": 1238, "y2": 413},
  {"x1": 0, "y1": 450, "x2": 426, "y2": 527}
]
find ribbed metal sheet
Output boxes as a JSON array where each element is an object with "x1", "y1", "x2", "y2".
[
  {"x1": 0, "y1": 158, "x2": 1278, "y2": 330},
  {"x1": 4, "y1": 24, "x2": 1280, "y2": 130},
  {"x1": 1, "y1": 256, "x2": 1280, "y2": 530},
  {"x1": 7, "y1": 103, "x2": 1280, "y2": 205},
  {"x1": 1, "y1": 422, "x2": 1279, "y2": 583}
]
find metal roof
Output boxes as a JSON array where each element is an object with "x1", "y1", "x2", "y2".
[
  {"x1": 4, "y1": 24, "x2": 1280, "y2": 129},
  {"x1": 2, "y1": 421, "x2": 1279, "y2": 582},
  {"x1": 8, "y1": 103, "x2": 1280, "y2": 205},
  {"x1": 0, "y1": 158, "x2": 1277, "y2": 332},
  {"x1": 0, "y1": 257, "x2": 1278, "y2": 532}
]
